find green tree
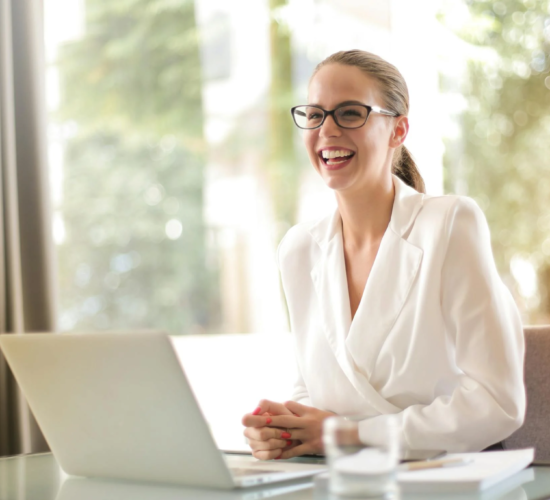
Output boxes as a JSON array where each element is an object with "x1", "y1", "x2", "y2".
[
  {"x1": 55, "y1": 0, "x2": 219, "y2": 333},
  {"x1": 441, "y1": 0, "x2": 550, "y2": 321},
  {"x1": 269, "y1": 0, "x2": 302, "y2": 238}
]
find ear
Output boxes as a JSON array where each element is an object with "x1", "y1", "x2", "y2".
[{"x1": 389, "y1": 116, "x2": 409, "y2": 148}]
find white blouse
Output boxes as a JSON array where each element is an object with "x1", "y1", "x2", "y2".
[{"x1": 278, "y1": 175, "x2": 525, "y2": 452}]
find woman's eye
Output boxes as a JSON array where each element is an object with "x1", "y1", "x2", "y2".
[
  {"x1": 308, "y1": 113, "x2": 322, "y2": 120},
  {"x1": 341, "y1": 110, "x2": 361, "y2": 117}
]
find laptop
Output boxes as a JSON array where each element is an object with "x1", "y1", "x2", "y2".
[
  {"x1": 57, "y1": 475, "x2": 314, "y2": 500},
  {"x1": 0, "y1": 332, "x2": 326, "y2": 489}
]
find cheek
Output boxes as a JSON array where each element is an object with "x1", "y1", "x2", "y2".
[
  {"x1": 303, "y1": 142, "x2": 318, "y2": 168},
  {"x1": 303, "y1": 131, "x2": 317, "y2": 156}
]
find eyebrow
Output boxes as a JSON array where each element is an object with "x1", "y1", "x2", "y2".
[{"x1": 307, "y1": 100, "x2": 366, "y2": 107}]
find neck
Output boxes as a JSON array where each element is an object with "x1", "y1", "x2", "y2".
[{"x1": 336, "y1": 174, "x2": 395, "y2": 250}]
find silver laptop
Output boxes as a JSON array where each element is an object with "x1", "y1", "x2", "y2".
[
  {"x1": 0, "y1": 332, "x2": 326, "y2": 489},
  {"x1": 57, "y1": 475, "x2": 313, "y2": 500}
]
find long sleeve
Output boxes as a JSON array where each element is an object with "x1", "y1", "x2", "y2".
[
  {"x1": 290, "y1": 360, "x2": 312, "y2": 405},
  {"x1": 359, "y1": 197, "x2": 526, "y2": 452},
  {"x1": 277, "y1": 231, "x2": 313, "y2": 406}
]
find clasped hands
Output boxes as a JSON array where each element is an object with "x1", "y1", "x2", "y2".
[{"x1": 241, "y1": 400, "x2": 335, "y2": 460}]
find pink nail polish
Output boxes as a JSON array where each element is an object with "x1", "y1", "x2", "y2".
[
  {"x1": 252, "y1": 407, "x2": 262, "y2": 416},
  {"x1": 266, "y1": 417, "x2": 272, "y2": 425},
  {"x1": 275, "y1": 453, "x2": 283, "y2": 460},
  {"x1": 281, "y1": 432, "x2": 291, "y2": 439},
  {"x1": 286, "y1": 440, "x2": 292, "y2": 446}
]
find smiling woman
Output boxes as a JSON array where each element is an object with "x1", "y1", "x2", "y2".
[{"x1": 242, "y1": 49, "x2": 525, "y2": 460}]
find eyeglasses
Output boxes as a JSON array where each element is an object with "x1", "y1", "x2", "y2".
[{"x1": 290, "y1": 104, "x2": 398, "y2": 130}]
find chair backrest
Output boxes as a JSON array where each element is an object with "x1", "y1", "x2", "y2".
[{"x1": 503, "y1": 325, "x2": 550, "y2": 461}]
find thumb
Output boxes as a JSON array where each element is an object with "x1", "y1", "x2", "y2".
[{"x1": 284, "y1": 400, "x2": 310, "y2": 416}]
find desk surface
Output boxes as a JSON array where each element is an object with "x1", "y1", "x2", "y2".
[{"x1": 1, "y1": 452, "x2": 550, "y2": 500}]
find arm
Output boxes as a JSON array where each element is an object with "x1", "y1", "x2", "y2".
[
  {"x1": 291, "y1": 358, "x2": 312, "y2": 405},
  {"x1": 359, "y1": 197, "x2": 526, "y2": 452},
  {"x1": 277, "y1": 229, "x2": 313, "y2": 407},
  {"x1": 240, "y1": 230, "x2": 314, "y2": 460}
]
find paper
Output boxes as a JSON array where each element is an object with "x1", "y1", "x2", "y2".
[{"x1": 397, "y1": 448, "x2": 534, "y2": 493}]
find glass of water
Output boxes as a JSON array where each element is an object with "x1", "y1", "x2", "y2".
[{"x1": 323, "y1": 415, "x2": 400, "y2": 498}]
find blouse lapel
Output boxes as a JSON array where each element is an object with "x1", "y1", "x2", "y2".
[
  {"x1": 347, "y1": 176, "x2": 425, "y2": 378},
  {"x1": 310, "y1": 210, "x2": 351, "y2": 359},
  {"x1": 345, "y1": 230, "x2": 423, "y2": 379},
  {"x1": 307, "y1": 175, "x2": 424, "y2": 414}
]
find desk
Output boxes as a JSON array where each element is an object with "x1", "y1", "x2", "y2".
[{"x1": 1, "y1": 453, "x2": 550, "y2": 500}]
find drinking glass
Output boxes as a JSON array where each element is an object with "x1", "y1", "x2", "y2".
[{"x1": 323, "y1": 415, "x2": 400, "y2": 498}]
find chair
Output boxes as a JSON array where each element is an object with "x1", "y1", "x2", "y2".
[{"x1": 503, "y1": 325, "x2": 550, "y2": 462}]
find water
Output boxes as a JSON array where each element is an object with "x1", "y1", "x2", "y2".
[
  {"x1": 323, "y1": 416, "x2": 401, "y2": 499},
  {"x1": 328, "y1": 448, "x2": 398, "y2": 498}
]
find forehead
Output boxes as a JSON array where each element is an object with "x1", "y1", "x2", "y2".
[{"x1": 308, "y1": 64, "x2": 383, "y2": 108}]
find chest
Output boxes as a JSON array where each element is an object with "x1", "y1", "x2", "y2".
[{"x1": 344, "y1": 243, "x2": 381, "y2": 319}]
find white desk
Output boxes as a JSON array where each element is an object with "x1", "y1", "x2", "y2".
[{"x1": 2, "y1": 452, "x2": 550, "y2": 500}]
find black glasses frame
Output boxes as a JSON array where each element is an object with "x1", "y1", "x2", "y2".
[{"x1": 290, "y1": 104, "x2": 398, "y2": 130}]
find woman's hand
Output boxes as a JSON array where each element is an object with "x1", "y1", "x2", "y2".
[
  {"x1": 242, "y1": 400, "x2": 336, "y2": 460},
  {"x1": 273, "y1": 401, "x2": 336, "y2": 458},
  {"x1": 242, "y1": 400, "x2": 295, "y2": 460}
]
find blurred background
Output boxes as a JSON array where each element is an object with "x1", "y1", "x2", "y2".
[{"x1": 43, "y1": 0, "x2": 550, "y2": 335}]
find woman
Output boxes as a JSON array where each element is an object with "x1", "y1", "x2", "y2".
[{"x1": 241, "y1": 50, "x2": 525, "y2": 460}]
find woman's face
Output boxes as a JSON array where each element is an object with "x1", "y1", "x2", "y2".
[{"x1": 304, "y1": 63, "x2": 404, "y2": 194}]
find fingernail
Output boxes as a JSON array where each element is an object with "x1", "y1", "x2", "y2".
[
  {"x1": 281, "y1": 432, "x2": 291, "y2": 439},
  {"x1": 275, "y1": 453, "x2": 283, "y2": 460},
  {"x1": 266, "y1": 417, "x2": 272, "y2": 425},
  {"x1": 286, "y1": 440, "x2": 292, "y2": 446},
  {"x1": 252, "y1": 407, "x2": 262, "y2": 415}
]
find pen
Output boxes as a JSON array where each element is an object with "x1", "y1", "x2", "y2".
[{"x1": 399, "y1": 457, "x2": 473, "y2": 472}]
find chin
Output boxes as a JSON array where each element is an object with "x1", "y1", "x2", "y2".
[{"x1": 320, "y1": 173, "x2": 354, "y2": 192}]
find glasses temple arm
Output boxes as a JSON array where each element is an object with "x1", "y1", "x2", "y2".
[{"x1": 371, "y1": 106, "x2": 399, "y2": 117}]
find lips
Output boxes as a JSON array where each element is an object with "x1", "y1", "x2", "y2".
[{"x1": 318, "y1": 147, "x2": 356, "y2": 171}]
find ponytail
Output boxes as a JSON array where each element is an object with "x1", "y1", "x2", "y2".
[{"x1": 392, "y1": 145, "x2": 425, "y2": 194}]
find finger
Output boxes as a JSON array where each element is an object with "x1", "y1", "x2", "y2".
[
  {"x1": 241, "y1": 414, "x2": 274, "y2": 428},
  {"x1": 284, "y1": 400, "x2": 311, "y2": 417},
  {"x1": 252, "y1": 448, "x2": 283, "y2": 461},
  {"x1": 279, "y1": 442, "x2": 311, "y2": 459},
  {"x1": 247, "y1": 438, "x2": 289, "y2": 451},
  {"x1": 252, "y1": 400, "x2": 294, "y2": 417},
  {"x1": 268, "y1": 414, "x2": 306, "y2": 429},
  {"x1": 255, "y1": 399, "x2": 292, "y2": 415},
  {"x1": 274, "y1": 428, "x2": 309, "y2": 442},
  {"x1": 244, "y1": 426, "x2": 290, "y2": 442}
]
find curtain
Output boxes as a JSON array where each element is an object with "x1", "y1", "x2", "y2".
[{"x1": 0, "y1": 0, "x2": 56, "y2": 456}]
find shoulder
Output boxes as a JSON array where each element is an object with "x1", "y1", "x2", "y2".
[
  {"x1": 420, "y1": 193, "x2": 477, "y2": 215},
  {"x1": 276, "y1": 212, "x2": 332, "y2": 269},
  {"x1": 277, "y1": 224, "x2": 313, "y2": 260},
  {"x1": 416, "y1": 194, "x2": 487, "y2": 235},
  {"x1": 407, "y1": 194, "x2": 491, "y2": 262}
]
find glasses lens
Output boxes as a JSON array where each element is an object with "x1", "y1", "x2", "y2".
[
  {"x1": 293, "y1": 106, "x2": 324, "y2": 129},
  {"x1": 335, "y1": 105, "x2": 368, "y2": 128}
]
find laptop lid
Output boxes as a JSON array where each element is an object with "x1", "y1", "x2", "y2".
[{"x1": 0, "y1": 332, "x2": 235, "y2": 489}]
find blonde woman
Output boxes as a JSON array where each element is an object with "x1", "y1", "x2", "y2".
[{"x1": 242, "y1": 50, "x2": 525, "y2": 459}]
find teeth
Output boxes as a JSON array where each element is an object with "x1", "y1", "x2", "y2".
[{"x1": 321, "y1": 150, "x2": 353, "y2": 159}]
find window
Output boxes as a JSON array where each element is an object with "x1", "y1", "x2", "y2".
[{"x1": 44, "y1": 0, "x2": 550, "y2": 335}]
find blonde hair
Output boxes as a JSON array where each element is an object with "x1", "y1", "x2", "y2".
[{"x1": 313, "y1": 50, "x2": 426, "y2": 193}]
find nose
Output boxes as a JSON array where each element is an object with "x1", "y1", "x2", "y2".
[{"x1": 319, "y1": 114, "x2": 341, "y2": 138}]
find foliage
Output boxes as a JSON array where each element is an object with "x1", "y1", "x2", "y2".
[
  {"x1": 269, "y1": 0, "x2": 302, "y2": 237},
  {"x1": 55, "y1": 0, "x2": 219, "y2": 334},
  {"x1": 440, "y1": 0, "x2": 550, "y2": 320},
  {"x1": 58, "y1": 0, "x2": 204, "y2": 142}
]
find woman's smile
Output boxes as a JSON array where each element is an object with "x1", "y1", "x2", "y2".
[{"x1": 318, "y1": 146, "x2": 356, "y2": 170}]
